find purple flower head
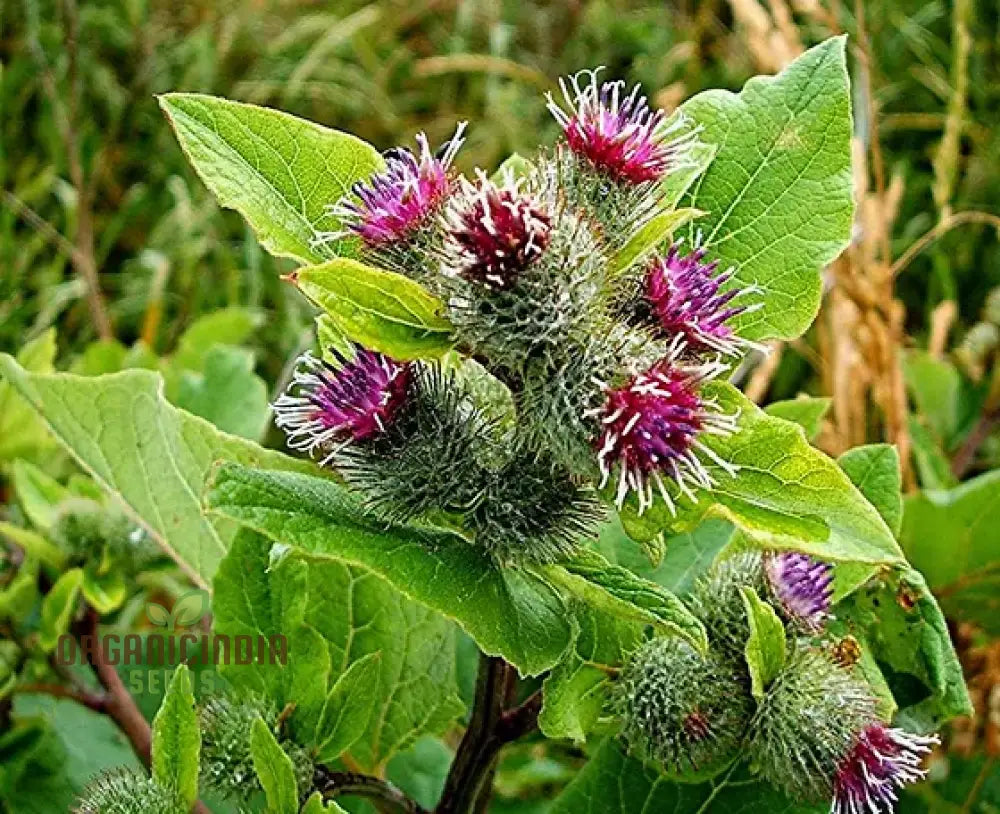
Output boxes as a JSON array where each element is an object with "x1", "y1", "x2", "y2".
[
  {"x1": 833, "y1": 724, "x2": 938, "y2": 814},
  {"x1": 547, "y1": 69, "x2": 698, "y2": 185},
  {"x1": 273, "y1": 346, "x2": 411, "y2": 462},
  {"x1": 328, "y1": 124, "x2": 466, "y2": 248},
  {"x1": 442, "y1": 172, "x2": 552, "y2": 290},
  {"x1": 764, "y1": 552, "x2": 834, "y2": 632},
  {"x1": 591, "y1": 339, "x2": 738, "y2": 514},
  {"x1": 645, "y1": 239, "x2": 755, "y2": 356}
]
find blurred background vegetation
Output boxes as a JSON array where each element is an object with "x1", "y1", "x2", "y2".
[{"x1": 1, "y1": 0, "x2": 998, "y2": 810}]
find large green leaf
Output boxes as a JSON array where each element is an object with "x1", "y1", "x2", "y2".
[
  {"x1": 159, "y1": 93, "x2": 382, "y2": 264},
  {"x1": 208, "y1": 464, "x2": 575, "y2": 676},
  {"x1": 295, "y1": 260, "x2": 454, "y2": 360},
  {"x1": 680, "y1": 37, "x2": 853, "y2": 341},
  {"x1": 301, "y1": 560, "x2": 463, "y2": 771},
  {"x1": 618, "y1": 382, "x2": 904, "y2": 568},
  {"x1": 151, "y1": 665, "x2": 200, "y2": 808},
  {"x1": 0, "y1": 358, "x2": 317, "y2": 586},
  {"x1": 213, "y1": 530, "x2": 464, "y2": 772},
  {"x1": 901, "y1": 470, "x2": 1000, "y2": 632},
  {"x1": 550, "y1": 740, "x2": 824, "y2": 813}
]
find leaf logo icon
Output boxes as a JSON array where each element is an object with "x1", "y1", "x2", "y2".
[{"x1": 145, "y1": 590, "x2": 208, "y2": 631}]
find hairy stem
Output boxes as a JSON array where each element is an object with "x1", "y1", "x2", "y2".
[{"x1": 314, "y1": 769, "x2": 427, "y2": 814}]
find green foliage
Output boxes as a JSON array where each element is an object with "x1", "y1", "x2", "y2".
[
  {"x1": 314, "y1": 652, "x2": 381, "y2": 763},
  {"x1": 2, "y1": 10, "x2": 990, "y2": 811},
  {"x1": 209, "y1": 465, "x2": 574, "y2": 676},
  {"x1": 618, "y1": 383, "x2": 905, "y2": 567},
  {"x1": 295, "y1": 260, "x2": 455, "y2": 360},
  {"x1": 550, "y1": 740, "x2": 824, "y2": 813},
  {"x1": 901, "y1": 470, "x2": 1000, "y2": 632},
  {"x1": 159, "y1": 93, "x2": 383, "y2": 264},
  {"x1": 250, "y1": 716, "x2": 301, "y2": 814},
  {"x1": 0, "y1": 357, "x2": 317, "y2": 585},
  {"x1": 680, "y1": 38, "x2": 854, "y2": 341},
  {"x1": 150, "y1": 666, "x2": 200, "y2": 809},
  {"x1": 740, "y1": 586, "x2": 787, "y2": 700}
]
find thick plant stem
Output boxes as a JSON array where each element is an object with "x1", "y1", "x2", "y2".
[
  {"x1": 438, "y1": 654, "x2": 511, "y2": 814},
  {"x1": 437, "y1": 655, "x2": 542, "y2": 814}
]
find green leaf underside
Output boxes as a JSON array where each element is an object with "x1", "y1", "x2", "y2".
[
  {"x1": 598, "y1": 515, "x2": 736, "y2": 597},
  {"x1": 681, "y1": 37, "x2": 854, "y2": 341},
  {"x1": 619, "y1": 382, "x2": 904, "y2": 568},
  {"x1": 151, "y1": 665, "x2": 200, "y2": 808},
  {"x1": 763, "y1": 397, "x2": 831, "y2": 442},
  {"x1": 543, "y1": 550, "x2": 706, "y2": 652},
  {"x1": 296, "y1": 260, "x2": 454, "y2": 360},
  {"x1": 250, "y1": 716, "x2": 299, "y2": 814},
  {"x1": 0, "y1": 357, "x2": 318, "y2": 586},
  {"x1": 160, "y1": 93, "x2": 383, "y2": 264},
  {"x1": 739, "y1": 586, "x2": 787, "y2": 700},
  {"x1": 550, "y1": 740, "x2": 826, "y2": 813},
  {"x1": 901, "y1": 470, "x2": 1000, "y2": 633},
  {"x1": 208, "y1": 464, "x2": 574, "y2": 676},
  {"x1": 213, "y1": 530, "x2": 463, "y2": 771}
]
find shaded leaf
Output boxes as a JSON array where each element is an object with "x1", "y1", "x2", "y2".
[
  {"x1": 550, "y1": 740, "x2": 824, "y2": 813},
  {"x1": 174, "y1": 345, "x2": 270, "y2": 440}
]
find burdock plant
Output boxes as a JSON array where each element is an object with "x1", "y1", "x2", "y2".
[{"x1": 40, "y1": 35, "x2": 967, "y2": 814}]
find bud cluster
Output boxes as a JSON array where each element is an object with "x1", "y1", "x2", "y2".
[
  {"x1": 74, "y1": 769, "x2": 184, "y2": 814},
  {"x1": 280, "y1": 69, "x2": 757, "y2": 561},
  {"x1": 618, "y1": 551, "x2": 936, "y2": 812},
  {"x1": 51, "y1": 498, "x2": 158, "y2": 574},
  {"x1": 199, "y1": 693, "x2": 314, "y2": 805}
]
